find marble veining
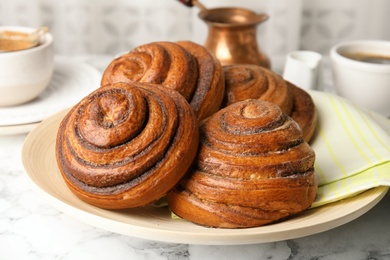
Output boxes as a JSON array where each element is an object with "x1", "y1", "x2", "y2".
[{"x1": 1, "y1": 57, "x2": 390, "y2": 260}]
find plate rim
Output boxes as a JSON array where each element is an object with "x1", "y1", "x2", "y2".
[{"x1": 22, "y1": 95, "x2": 390, "y2": 246}]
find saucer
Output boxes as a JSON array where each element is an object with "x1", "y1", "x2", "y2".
[
  {"x1": 0, "y1": 121, "x2": 40, "y2": 136},
  {"x1": 0, "y1": 56, "x2": 101, "y2": 130}
]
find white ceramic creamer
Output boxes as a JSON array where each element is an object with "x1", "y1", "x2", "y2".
[{"x1": 282, "y1": 50, "x2": 322, "y2": 91}]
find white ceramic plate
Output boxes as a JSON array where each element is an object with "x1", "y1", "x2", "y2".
[
  {"x1": 0, "y1": 121, "x2": 40, "y2": 136},
  {"x1": 22, "y1": 108, "x2": 389, "y2": 245},
  {"x1": 0, "y1": 56, "x2": 101, "y2": 127}
]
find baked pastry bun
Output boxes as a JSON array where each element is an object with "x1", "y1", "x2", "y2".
[
  {"x1": 101, "y1": 41, "x2": 225, "y2": 121},
  {"x1": 222, "y1": 64, "x2": 317, "y2": 142},
  {"x1": 166, "y1": 99, "x2": 317, "y2": 228},
  {"x1": 56, "y1": 82, "x2": 199, "y2": 209}
]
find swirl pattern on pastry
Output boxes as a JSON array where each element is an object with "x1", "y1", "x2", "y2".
[
  {"x1": 222, "y1": 64, "x2": 293, "y2": 115},
  {"x1": 222, "y1": 64, "x2": 317, "y2": 142},
  {"x1": 166, "y1": 99, "x2": 317, "y2": 228},
  {"x1": 177, "y1": 41, "x2": 225, "y2": 120},
  {"x1": 288, "y1": 82, "x2": 318, "y2": 144},
  {"x1": 101, "y1": 41, "x2": 225, "y2": 121},
  {"x1": 56, "y1": 82, "x2": 199, "y2": 209}
]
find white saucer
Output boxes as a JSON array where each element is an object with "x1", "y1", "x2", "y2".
[
  {"x1": 0, "y1": 122, "x2": 40, "y2": 136},
  {"x1": 0, "y1": 56, "x2": 101, "y2": 129}
]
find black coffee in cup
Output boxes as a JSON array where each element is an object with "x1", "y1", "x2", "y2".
[{"x1": 340, "y1": 51, "x2": 390, "y2": 64}]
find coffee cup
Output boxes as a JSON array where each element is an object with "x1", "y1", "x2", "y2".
[
  {"x1": 330, "y1": 40, "x2": 390, "y2": 117},
  {"x1": 0, "y1": 26, "x2": 54, "y2": 107}
]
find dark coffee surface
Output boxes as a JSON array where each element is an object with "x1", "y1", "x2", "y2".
[{"x1": 341, "y1": 51, "x2": 390, "y2": 64}]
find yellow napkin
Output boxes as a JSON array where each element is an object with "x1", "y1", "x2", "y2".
[{"x1": 309, "y1": 91, "x2": 390, "y2": 207}]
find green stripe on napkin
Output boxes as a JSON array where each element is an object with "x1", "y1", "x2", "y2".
[{"x1": 309, "y1": 91, "x2": 390, "y2": 207}]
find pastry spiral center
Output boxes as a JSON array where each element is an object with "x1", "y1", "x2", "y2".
[
  {"x1": 99, "y1": 94, "x2": 128, "y2": 127},
  {"x1": 224, "y1": 67, "x2": 253, "y2": 85},
  {"x1": 241, "y1": 103, "x2": 265, "y2": 119},
  {"x1": 220, "y1": 100, "x2": 284, "y2": 135},
  {"x1": 78, "y1": 88, "x2": 147, "y2": 148}
]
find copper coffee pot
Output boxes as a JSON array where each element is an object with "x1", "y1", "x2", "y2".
[{"x1": 178, "y1": 0, "x2": 271, "y2": 68}]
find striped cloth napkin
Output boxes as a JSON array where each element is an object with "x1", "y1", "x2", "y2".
[{"x1": 309, "y1": 90, "x2": 390, "y2": 207}]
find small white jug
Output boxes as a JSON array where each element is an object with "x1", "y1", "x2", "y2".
[{"x1": 282, "y1": 50, "x2": 322, "y2": 91}]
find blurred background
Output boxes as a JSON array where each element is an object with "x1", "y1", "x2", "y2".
[{"x1": 1, "y1": 0, "x2": 389, "y2": 71}]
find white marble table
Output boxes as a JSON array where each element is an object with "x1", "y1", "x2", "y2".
[{"x1": 1, "y1": 56, "x2": 390, "y2": 260}]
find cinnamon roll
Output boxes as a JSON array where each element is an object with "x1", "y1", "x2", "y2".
[
  {"x1": 101, "y1": 41, "x2": 225, "y2": 121},
  {"x1": 56, "y1": 82, "x2": 199, "y2": 209},
  {"x1": 222, "y1": 64, "x2": 317, "y2": 142},
  {"x1": 289, "y1": 83, "x2": 318, "y2": 144},
  {"x1": 166, "y1": 99, "x2": 317, "y2": 228}
]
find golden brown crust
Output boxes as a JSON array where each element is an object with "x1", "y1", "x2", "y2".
[
  {"x1": 222, "y1": 64, "x2": 317, "y2": 143},
  {"x1": 222, "y1": 64, "x2": 293, "y2": 115},
  {"x1": 101, "y1": 42, "x2": 198, "y2": 101},
  {"x1": 56, "y1": 82, "x2": 199, "y2": 209},
  {"x1": 166, "y1": 99, "x2": 317, "y2": 228},
  {"x1": 176, "y1": 41, "x2": 225, "y2": 120},
  {"x1": 288, "y1": 82, "x2": 318, "y2": 143},
  {"x1": 101, "y1": 41, "x2": 225, "y2": 121}
]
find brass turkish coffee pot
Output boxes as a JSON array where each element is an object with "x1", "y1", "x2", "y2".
[{"x1": 178, "y1": 0, "x2": 271, "y2": 68}]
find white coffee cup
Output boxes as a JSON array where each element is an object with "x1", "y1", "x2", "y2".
[
  {"x1": 0, "y1": 26, "x2": 54, "y2": 107},
  {"x1": 330, "y1": 40, "x2": 390, "y2": 117}
]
